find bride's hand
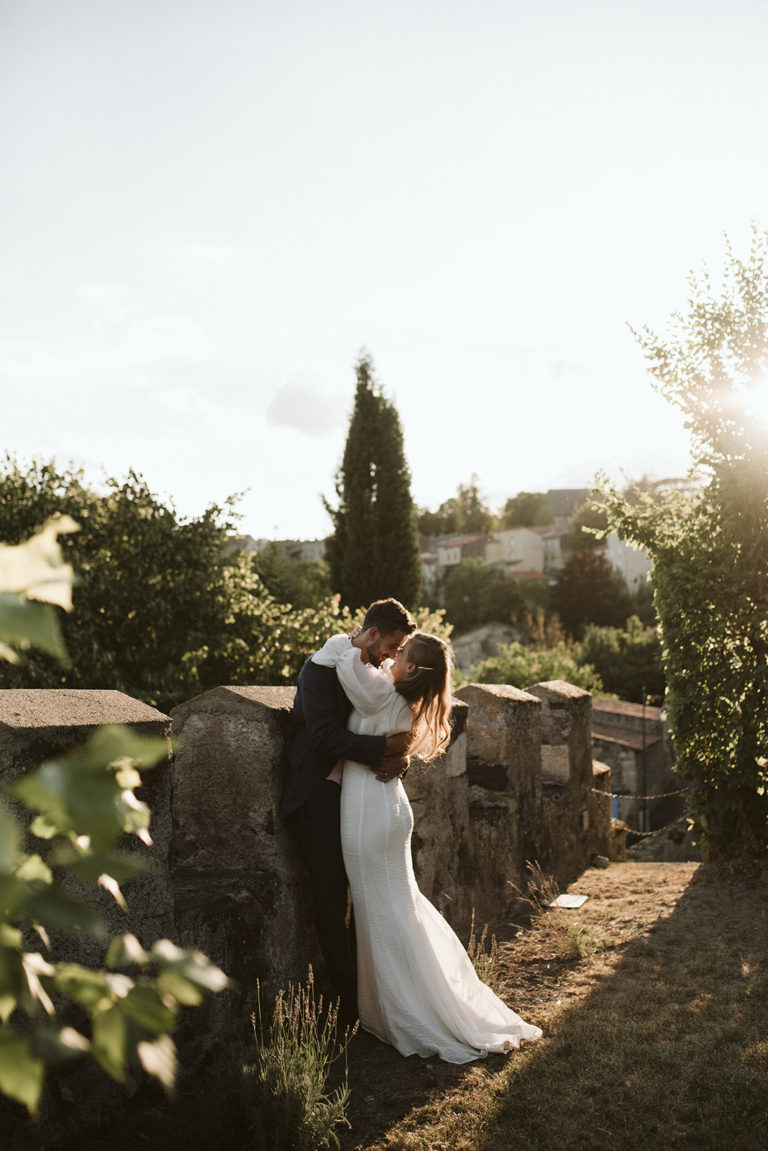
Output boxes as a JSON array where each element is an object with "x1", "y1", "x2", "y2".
[{"x1": 374, "y1": 758, "x2": 408, "y2": 783}]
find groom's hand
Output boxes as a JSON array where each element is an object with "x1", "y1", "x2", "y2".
[{"x1": 375, "y1": 731, "x2": 411, "y2": 782}]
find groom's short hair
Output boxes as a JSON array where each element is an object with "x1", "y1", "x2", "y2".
[{"x1": 362, "y1": 598, "x2": 416, "y2": 636}]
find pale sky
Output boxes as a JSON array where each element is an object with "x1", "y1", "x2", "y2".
[{"x1": 2, "y1": 0, "x2": 766, "y2": 540}]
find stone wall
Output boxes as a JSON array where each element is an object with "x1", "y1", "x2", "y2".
[
  {"x1": 0, "y1": 681, "x2": 620, "y2": 1020},
  {"x1": 0, "y1": 689, "x2": 174, "y2": 966}
]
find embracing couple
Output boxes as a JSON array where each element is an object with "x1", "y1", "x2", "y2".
[{"x1": 280, "y1": 598, "x2": 541, "y2": 1064}]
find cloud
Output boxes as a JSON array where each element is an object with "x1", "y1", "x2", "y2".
[{"x1": 266, "y1": 377, "x2": 347, "y2": 437}]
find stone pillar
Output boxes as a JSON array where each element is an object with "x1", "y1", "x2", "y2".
[
  {"x1": 527, "y1": 680, "x2": 595, "y2": 884},
  {"x1": 169, "y1": 685, "x2": 313, "y2": 1009},
  {"x1": 0, "y1": 689, "x2": 174, "y2": 957},
  {"x1": 454, "y1": 683, "x2": 543, "y2": 927},
  {"x1": 405, "y1": 702, "x2": 471, "y2": 935}
]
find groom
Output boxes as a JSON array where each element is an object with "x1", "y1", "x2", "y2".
[{"x1": 281, "y1": 597, "x2": 416, "y2": 1023}]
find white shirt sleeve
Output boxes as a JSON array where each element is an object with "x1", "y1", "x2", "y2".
[
  {"x1": 311, "y1": 633, "x2": 352, "y2": 667},
  {"x1": 334, "y1": 647, "x2": 400, "y2": 717}
]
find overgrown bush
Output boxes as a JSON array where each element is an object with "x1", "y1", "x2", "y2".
[
  {"x1": 601, "y1": 228, "x2": 768, "y2": 864},
  {"x1": 466, "y1": 640, "x2": 603, "y2": 693},
  {"x1": 0, "y1": 520, "x2": 229, "y2": 1115},
  {"x1": 574, "y1": 616, "x2": 664, "y2": 704}
]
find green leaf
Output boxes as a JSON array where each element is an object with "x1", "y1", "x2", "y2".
[
  {"x1": 155, "y1": 969, "x2": 204, "y2": 1007},
  {"x1": 31, "y1": 1024, "x2": 90, "y2": 1066},
  {"x1": 121, "y1": 985, "x2": 176, "y2": 1034},
  {"x1": 28, "y1": 814, "x2": 59, "y2": 841},
  {"x1": 97, "y1": 873, "x2": 127, "y2": 912},
  {"x1": 15, "y1": 854, "x2": 53, "y2": 886},
  {"x1": 91, "y1": 1004, "x2": 128, "y2": 1082},
  {"x1": 0, "y1": 804, "x2": 21, "y2": 874},
  {"x1": 0, "y1": 595, "x2": 67, "y2": 661},
  {"x1": 137, "y1": 1033, "x2": 177, "y2": 1090},
  {"x1": 52, "y1": 964, "x2": 116, "y2": 1011},
  {"x1": 24, "y1": 885, "x2": 106, "y2": 939},
  {"x1": 14, "y1": 726, "x2": 167, "y2": 849},
  {"x1": 67, "y1": 848, "x2": 148, "y2": 885},
  {"x1": 80, "y1": 726, "x2": 170, "y2": 772},
  {"x1": 106, "y1": 933, "x2": 149, "y2": 969},
  {"x1": 0, "y1": 1027, "x2": 45, "y2": 1114},
  {"x1": 151, "y1": 940, "x2": 231, "y2": 995},
  {"x1": 0, "y1": 515, "x2": 78, "y2": 607}
]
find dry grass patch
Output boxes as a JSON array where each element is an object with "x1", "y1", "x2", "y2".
[{"x1": 341, "y1": 863, "x2": 768, "y2": 1151}]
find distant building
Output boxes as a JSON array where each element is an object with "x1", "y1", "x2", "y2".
[
  {"x1": 545, "y1": 488, "x2": 590, "y2": 527},
  {"x1": 485, "y1": 527, "x2": 545, "y2": 574},
  {"x1": 224, "y1": 534, "x2": 262, "y2": 557},
  {"x1": 604, "y1": 533, "x2": 652, "y2": 591},
  {"x1": 591, "y1": 698, "x2": 682, "y2": 832},
  {"x1": 534, "y1": 524, "x2": 569, "y2": 573},
  {"x1": 434, "y1": 533, "x2": 487, "y2": 570}
]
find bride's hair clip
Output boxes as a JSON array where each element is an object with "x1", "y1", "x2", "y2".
[{"x1": 416, "y1": 665, "x2": 433, "y2": 671}]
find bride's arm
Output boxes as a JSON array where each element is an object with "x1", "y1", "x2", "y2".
[
  {"x1": 334, "y1": 647, "x2": 399, "y2": 716},
  {"x1": 311, "y1": 633, "x2": 398, "y2": 716}
]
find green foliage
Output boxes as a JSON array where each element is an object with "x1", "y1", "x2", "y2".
[
  {"x1": 418, "y1": 474, "x2": 497, "y2": 537},
  {"x1": 0, "y1": 512, "x2": 78, "y2": 664},
  {"x1": 466, "y1": 640, "x2": 603, "y2": 693},
  {"x1": 0, "y1": 522, "x2": 229, "y2": 1114},
  {"x1": 249, "y1": 541, "x2": 331, "y2": 608},
  {"x1": 516, "y1": 578, "x2": 552, "y2": 618},
  {"x1": 564, "y1": 496, "x2": 609, "y2": 552},
  {"x1": 500, "y1": 491, "x2": 554, "y2": 528},
  {"x1": 551, "y1": 549, "x2": 631, "y2": 639},
  {"x1": 574, "y1": 616, "x2": 664, "y2": 704},
  {"x1": 247, "y1": 971, "x2": 354, "y2": 1150},
  {"x1": 0, "y1": 458, "x2": 244, "y2": 711},
  {"x1": 441, "y1": 557, "x2": 522, "y2": 634},
  {"x1": 0, "y1": 458, "x2": 428, "y2": 712},
  {"x1": 324, "y1": 352, "x2": 422, "y2": 610},
  {"x1": 600, "y1": 227, "x2": 768, "y2": 863}
]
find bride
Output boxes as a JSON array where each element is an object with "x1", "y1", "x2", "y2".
[{"x1": 313, "y1": 628, "x2": 542, "y2": 1064}]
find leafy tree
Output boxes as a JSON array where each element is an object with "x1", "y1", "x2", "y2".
[
  {"x1": 441, "y1": 558, "x2": 521, "y2": 634},
  {"x1": 574, "y1": 616, "x2": 664, "y2": 704},
  {"x1": 466, "y1": 640, "x2": 603, "y2": 694},
  {"x1": 550, "y1": 549, "x2": 631, "y2": 639},
  {"x1": 564, "y1": 496, "x2": 609, "y2": 552},
  {"x1": 0, "y1": 522, "x2": 228, "y2": 1115},
  {"x1": 500, "y1": 491, "x2": 554, "y2": 528},
  {"x1": 0, "y1": 458, "x2": 242, "y2": 711},
  {"x1": 249, "y1": 542, "x2": 331, "y2": 608},
  {"x1": 418, "y1": 475, "x2": 497, "y2": 537},
  {"x1": 324, "y1": 352, "x2": 422, "y2": 610},
  {"x1": 601, "y1": 228, "x2": 768, "y2": 864}
]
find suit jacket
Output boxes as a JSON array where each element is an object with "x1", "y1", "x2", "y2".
[{"x1": 280, "y1": 654, "x2": 387, "y2": 818}]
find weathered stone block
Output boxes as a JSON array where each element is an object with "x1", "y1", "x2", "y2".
[
  {"x1": 0, "y1": 688, "x2": 174, "y2": 957},
  {"x1": 455, "y1": 683, "x2": 543, "y2": 915},
  {"x1": 170, "y1": 685, "x2": 313, "y2": 1005}
]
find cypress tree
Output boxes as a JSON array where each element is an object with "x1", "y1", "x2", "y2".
[{"x1": 324, "y1": 352, "x2": 422, "y2": 610}]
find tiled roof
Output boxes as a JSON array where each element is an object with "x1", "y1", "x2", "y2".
[
  {"x1": 593, "y1": 698, "x2": 663, "y2": 722},
  {"x1": 592, "y1": 724, "x2": 663, "y2": 750}
]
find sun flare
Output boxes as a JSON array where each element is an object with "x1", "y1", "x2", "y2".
[{"x1": 740, "y1": 375, "x2": 768, "y2": 428}]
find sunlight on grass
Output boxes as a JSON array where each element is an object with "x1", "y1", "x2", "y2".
[{"x1": 361, "y1": 865, "x2": 768, "y2": 1151}]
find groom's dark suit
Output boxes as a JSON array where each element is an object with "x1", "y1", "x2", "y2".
[{"x1": 281, "y1": 653, "x2": 386, "y2": 1019}]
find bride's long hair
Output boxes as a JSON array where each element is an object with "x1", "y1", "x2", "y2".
[{"x1": 394, "y1": 631, "x2": 454, "y2": 761}]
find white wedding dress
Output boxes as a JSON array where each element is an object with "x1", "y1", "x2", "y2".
[{"x1": 313, "y1": 636, "x2": 543, "y2": 1063}]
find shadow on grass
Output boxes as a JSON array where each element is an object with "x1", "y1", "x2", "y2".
[{"x1": 476, "y1": 870, "x2": 768, "y2": 1151}]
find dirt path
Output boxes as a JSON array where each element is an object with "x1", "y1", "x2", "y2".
[{"x1": 340, "y1": 861, "x2": 768, "y2": 1151}]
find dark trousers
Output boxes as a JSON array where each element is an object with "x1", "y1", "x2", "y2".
[{"x1": 285, "y1": 780, "x2": 357, "y2": 1020}]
